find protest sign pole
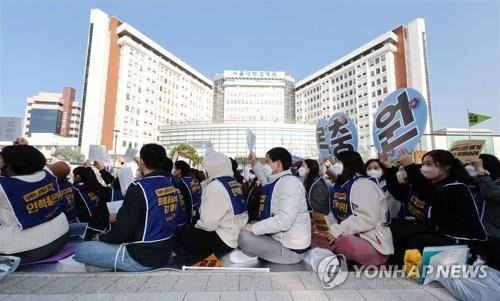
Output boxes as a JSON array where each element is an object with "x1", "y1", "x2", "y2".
[{"x1": 113, "y1": 129, "x2": 120, "y2": 171}]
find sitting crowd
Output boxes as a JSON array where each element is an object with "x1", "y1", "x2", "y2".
[{"x1": 1, "y1": 138, "x2": 499, "y2": 275}]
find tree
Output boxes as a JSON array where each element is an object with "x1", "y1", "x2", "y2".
[
  {"x1": 169, "y1": 143, "x2": 202, "y2": 166},
  {"x1": 52, "y1": 147, "x2": 85, "y2": 164}
]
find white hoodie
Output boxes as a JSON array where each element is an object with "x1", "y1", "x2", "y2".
[
  {"x1": 195, "y1": 151, "x2": 248, "y2": 248},
  {"x1": 251, "y1": 163, "x2": 311, "y2": 250}
]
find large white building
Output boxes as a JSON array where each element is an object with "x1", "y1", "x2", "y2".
[
  {"x1": 159, "y1": 122, "x2": 316, "y2": 160},
  {"x1": 295, "y1": 18, "x2": 433, "y2": 158},
  {"x1": 23, "y1": 87, "x2": 81, "y2": 138},
  {"x1": 79, "y1": 9, "x2": 213, "y2": 156},
  {"x1": 212, "y1": 71, "x2": 295, "y2": 123}
]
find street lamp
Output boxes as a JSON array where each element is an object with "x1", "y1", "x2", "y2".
[{"x1": 113, "y1": 129, "x2": 120, "y2": 171}]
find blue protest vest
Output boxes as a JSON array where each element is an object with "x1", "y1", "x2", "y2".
[
  {"x1": 442, "y1": 182, "x2": 487, "y2": 241},
  {"x1": 211, "y1": 176, "x2": 247, "y2": 216},
  {"x1": 73, "y1": 183, "x2": 100, "y2": 217},
  {"x1": 133, "y1": 175, "x2": 179, "y2": 242},
  {"x1": 58, "y1": 180, "x2": 77, "y2": 222},
  {"x1": 0, "y1": 170, "x2": 62, "y2": 230},
  {"x1": 329, "y1": 175, "x2": 378, "y2": 222},
  {"x1": 258, "y1": 175, "x2": 292, "y2": 220},
  {"x1": 403, "y1": 184, "x2": 431, "y2": 220},
  {"x1": 180, "y1": 177, "x2": 202, "y2": 208},
  {"x1": 111, "y1": 185, "x2": 124, "y2": 202}
]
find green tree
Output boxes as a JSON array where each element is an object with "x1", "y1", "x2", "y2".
[
  {"x1": 169, "y1": 143, "x2": 202, "y2": 166},
  {"x1": 52, "y1": 147, "x2": 85, "y2": 164}
]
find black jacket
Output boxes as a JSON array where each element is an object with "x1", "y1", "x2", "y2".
[
  {"x1": 405, "y1": 164, "x2": 482, "y2": 240},
  {"x1": 99, "y1": 171, "x2": 175, "y2": 267}
]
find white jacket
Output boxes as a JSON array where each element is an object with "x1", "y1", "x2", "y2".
[
  {"x1": 196, "y1": 151, "x2": 248, "y2": 248},
  {"x1": 251, "y1": 163, "x2": 311, "y2": 250},
  {"x1": 0, "y1": 168, "x2": 69, "y2": 254},
  {"x1": 328, "y1": 177, "x2": 394, "y2": 255}
]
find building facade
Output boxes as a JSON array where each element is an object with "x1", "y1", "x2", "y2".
[
  {"x1": 79, "y1": 9, "x2": 213, "y2": 156},
  {"x1": 213, "y1": 71, "x2": 295, "y2": 123},
  {"x1": 159, "y1": 122, "x2": 316, "y2": 160},
  {"x1": 295, "y1": 18, "x2": 433, "y2": 158},
  {"x1": 23, "y1": 87, "x2": 81, "y2": 138}
]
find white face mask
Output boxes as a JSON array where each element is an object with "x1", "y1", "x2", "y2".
[
  {"x1": 263, "y1": 164, "x2": 272, "y2": 177},
  {"x1": 367, "y1": 169, "x2": 383, "y2": 180},
  {"x1": 330, "y1": 162, "x2": 344, "y2": 176},
  {"x1": 420, "y1": 165, "x2": 441, "y2": 180},
  {"x1": 298, "y1": 166, "x2": 306, "y2": 177},
  {"x1": 465, "y1": 165, "x2": 477, "y2": 177},
  {"x1": 396, "y1": 168, "x2": 407, "y2": 184}
]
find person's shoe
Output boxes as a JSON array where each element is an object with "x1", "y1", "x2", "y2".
[{"x1": 229, "y1": 250, "x2": 258, "y2": 264}]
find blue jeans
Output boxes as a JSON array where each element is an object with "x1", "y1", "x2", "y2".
[
  {"x1": 74, "y1": 241, "x2": 152, "y2": 272},
  {"x1": 68, "y1": 222, "x2": 87, "y2": 237}
]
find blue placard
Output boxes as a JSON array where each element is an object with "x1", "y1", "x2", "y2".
[
  {"x1": 326, "y1": 112, "x2": 358, "y2": 157},
  {"x1": 372, "y1": 88, "x2": 428, "y2": 160},
  {"x1": 316, "y1": 119, "x2": 330, "y2": 160}
]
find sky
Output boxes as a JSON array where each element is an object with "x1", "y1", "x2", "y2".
[{"x1": 1, "y1": 0, "x2": 499, "y2": 133}]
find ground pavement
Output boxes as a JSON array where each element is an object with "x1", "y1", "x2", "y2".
[{"x1": 0, "y1": 270, "x2": 457, "y2": 301}]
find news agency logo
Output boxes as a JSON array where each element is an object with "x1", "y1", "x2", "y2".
[{"x1": 317, "y1": 254, "x2": 348, "y2": 289}]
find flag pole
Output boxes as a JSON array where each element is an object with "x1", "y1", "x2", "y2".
[{"x1": 467, "y1": 109, "x2": 471, "y2": 140}]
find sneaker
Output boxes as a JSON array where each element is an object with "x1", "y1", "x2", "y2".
[{"x1": 229, "y1": 250, "x2": 258, "y2": 264}]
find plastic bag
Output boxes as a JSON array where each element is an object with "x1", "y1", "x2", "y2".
[
  {"x1": 0, "y1": 256, "x2": 21, "y2": 282},
  {"x1": 304, "y1": 247, "x2": 334, "y2": 272},
  {"x1": 438, "y1": 266, "x2": 500, "y2": 301}
]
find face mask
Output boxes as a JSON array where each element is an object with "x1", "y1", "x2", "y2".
[
  {"x1": 367, "y1": 169, "x2": 383, "y2": 180},
  {"x1": 396, "y1": 168, "x2": 407, "y2": 184},
  {"x1": 263, "y1": 164, "x2": 272, "y2": 177},
  {"x1": 298, "y1": 166, "x2": 306, "y2": 177},
  {"x1": 465, "y1": 165, "x2": 477, "y2": 177},
  {"x1": 330, "y1": 162, "x2": 344, "y2": 176},
  {"x1": 420, "y1": 165, "x2": 440, "y2": 180}
]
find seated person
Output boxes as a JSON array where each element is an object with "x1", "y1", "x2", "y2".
[
  {"x1": 92, "y1": 160, "x2": 124, "y2": 202},
  {"x1": 365, "y1": 158, "x2": 401, "y2": 221},
  {"x1": 74, "y1": 144, "x2": 181, "y2": 271},
  {"x1": 174, "y1": 160, "x2": 201, "y2": 225},
  {"x1": 311, "y1": 151, "x2": 393, "y2": 266},
  {"x1": 0, "y1": 142, "x2": 69, "y2": 263},
  {"x1": 72, "y1": 163, "x2": 111, "y2": 239},
  {"x1": 392, "y1": 150, "x2": 487, "y2": 264},
  {"x1": 48, "y1": 161, "x2": 78, "y2": 223},
  {"x1": 176, "y1": 151, "x2": 248, "y2": 258},
  {"x1": 301, "y1": 159, "x2": 329, "y2": 215},
  {"x1": 237, "y1": 147, "x2": 311, "y2": 264}
]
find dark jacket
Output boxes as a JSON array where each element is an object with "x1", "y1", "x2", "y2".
[
  {"x1": 99, "y1": 171, "x2": 176, "y2": 267},
  {"x1": 405, "y1": 164, "x2": 483, "y2": 240},
  {"x1": 477, "y1": 175, "x2": 500, "y2": 239},
  {"x1": 305, "y1": 177, "x2": 329, "y2": 215}
]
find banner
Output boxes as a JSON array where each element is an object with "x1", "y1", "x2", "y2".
[
  {"x1": 449, "y1": 140, "x2": 485, "y2": 162},
  {"x1": 316, "y1": 119, "x2": 330, "y2": 160},
  {"x1": 326, "y1": 112, "x2": 358, "y2": 157},
  {"x1": 372, "y1": 88, "x2": 428, "y2": 160}
]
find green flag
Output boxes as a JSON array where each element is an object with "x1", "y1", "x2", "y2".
[{"x1": 468, "y1": 112, "x2": 491, "y2": 126}]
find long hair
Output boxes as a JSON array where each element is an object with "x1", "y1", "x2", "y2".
[
  {"x1": 423, "y1": 150, "x2": 473, "y2": 185},
  {"x1": 479, "y1": 154, "x2": 500, "y2": 181},
  {"x1": 335, "y1": 151, "x2": 365, "y2": 185},
  {"x1": 303, "y1": 159, "x2": 320, "y2": 191}
]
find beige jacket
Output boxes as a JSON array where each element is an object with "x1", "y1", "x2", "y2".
[
  {"x1": 195, "y1": 151, "x2": 248, "y2": 248},
  {"x1": 328, "y1": 177, "x2": 394, "y2": 255},
  {"x1": 0, "y1": 168, "x2": 69, "y2": 254}
]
